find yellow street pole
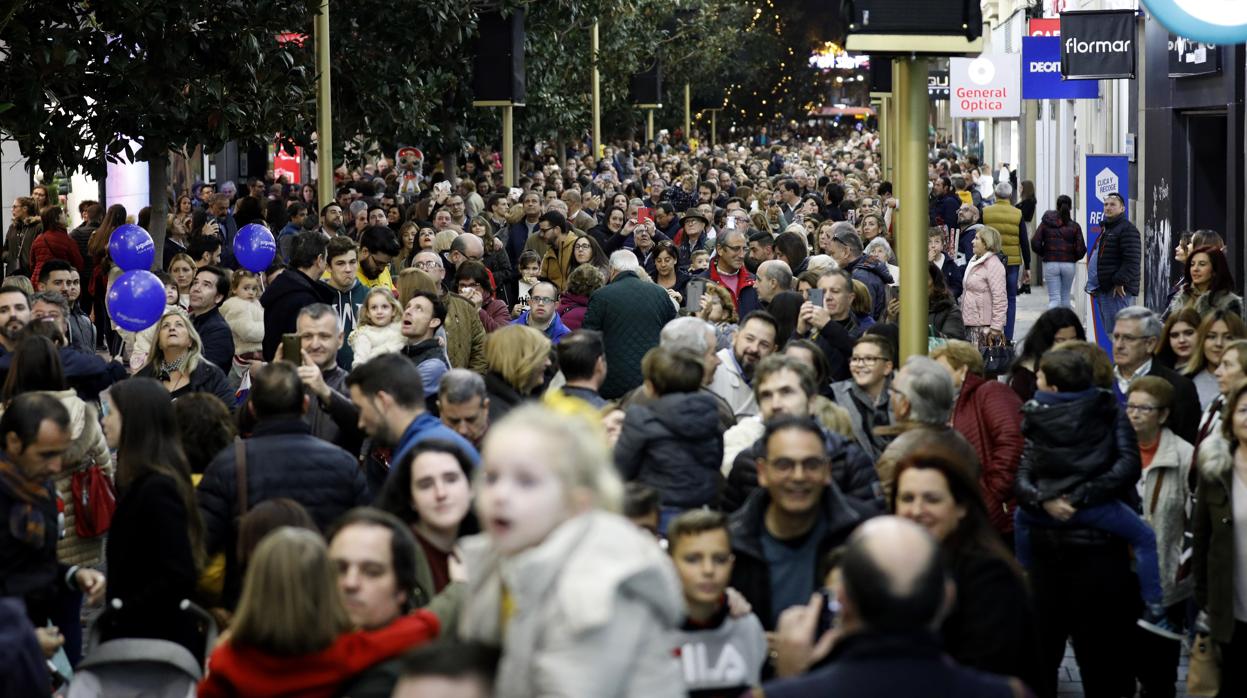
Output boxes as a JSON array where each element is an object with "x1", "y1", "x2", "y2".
[
  {"x1": 314, "y1": 0, "x2": 333, "y2": 207},
  {"x1": 896, "y1": 57, "x2": 929, "y2": 361},
  {"x1": 502, "y1": 105, "x2": 514, "y2": 188},
  {"x1": 591, "y1": 21, "x2": 602, "y2": 159},
  {"x1": 684, "y1": 83, "x2": 691, "y2": 145},
  {"x1": 646, "y1": 109, "x2": 655, "y2": 143},
  {"x1": 710, "y1": 110, "x2": 717, "y2": 148}
]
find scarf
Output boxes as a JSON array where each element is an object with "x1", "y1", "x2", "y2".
[{"x1": 0, "y1": 455, "x2": 52, "y2": 548}]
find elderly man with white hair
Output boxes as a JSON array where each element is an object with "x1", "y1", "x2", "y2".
[{"x1": 583, "y1": 250, "x2": 678, "y2": 399}]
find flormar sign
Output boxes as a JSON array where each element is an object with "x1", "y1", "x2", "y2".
[
  {"x1": 950, "y1": 54, "x2": 1020, "y2": 118},
  {"x1": 1061, "y1": 9, "x2": 1137, "y2": 80}
]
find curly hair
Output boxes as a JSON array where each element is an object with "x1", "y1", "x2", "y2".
[{"x1": 565, "y1": 263, "x2": 605, "y2": 298}]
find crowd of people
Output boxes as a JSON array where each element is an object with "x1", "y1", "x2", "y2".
[{"x1": 0, "y1": 123, "x2": 1242, "y2": 698}]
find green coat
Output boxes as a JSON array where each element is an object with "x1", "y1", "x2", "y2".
[
  {"x1": 582, "y1": 270, "x2": 677, "y2": 399},
  {"x1": 1194, "y1": 435, "x2": 1241, "y2": 643}
]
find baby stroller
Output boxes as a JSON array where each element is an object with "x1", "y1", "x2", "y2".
[{"x1": 67, "y1": 598, "x2": 217, "y2": 698}]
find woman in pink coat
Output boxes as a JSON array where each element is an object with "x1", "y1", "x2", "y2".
[{"x1": 960, "y1": 225, "x2": 1008, "y2": 345}]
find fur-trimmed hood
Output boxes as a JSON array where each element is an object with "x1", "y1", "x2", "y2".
[{"x1": 1197, "y1": 433, "x2": 1233, "y2": 480}]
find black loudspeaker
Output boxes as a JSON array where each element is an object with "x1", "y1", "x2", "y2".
[
  {"x1": 629, "y1": 63, "x2": 662, "y2": 105},
  {"x1": 472, "y1": 9, "x2": 526, "y2": 104},
  {"x1": 843, "y1": 0, "x2": 983, "y2": 55},
  {"x1": 844, "y1": 0, "x2": 981, "y2": 39},
  {"x1": 869, "y1": 58, "x2": 893, "y2": 93}
]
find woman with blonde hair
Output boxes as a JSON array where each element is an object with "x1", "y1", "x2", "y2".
[
  {"x1": 483, "y1": 324, "x2": 551, "y2": 422},
  {"x1": 198, "y1": 527, "x2": 440, "y2": 697},
  {"x1": 458, "y1": 405, "x2": 684, "y2": 698},
  {"x1": 135, "y1": 306, "x2": 233, "y2": 404}
]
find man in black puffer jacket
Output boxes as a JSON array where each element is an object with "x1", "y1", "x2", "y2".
[
  {"x1": 197, "y1": 363, "x2": 369, "y2": 608},
  {"x1": 1087, "y1": 192, "x2": 1141, "y2": 340},
  {"x1": 614, "y1": 347, "x2": 723, "y2": 527}
]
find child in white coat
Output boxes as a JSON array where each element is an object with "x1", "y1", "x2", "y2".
[
  {"x1": 220, "y1": 270, "x2": 265, "y2": 388},
  {"x1": 349, "y1": 287, "x2": 405, "y2": 365}
]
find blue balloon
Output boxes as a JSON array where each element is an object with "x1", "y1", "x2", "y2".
[
  {"x1": 108, "y1": 224, "x2": 156, "y2": 271},
  {"x1": 233, "y1": 223, "x2": 277, "y2": 273},
  {"x1": 106, "y1": 270, "x2": 166, "y2": 332}
]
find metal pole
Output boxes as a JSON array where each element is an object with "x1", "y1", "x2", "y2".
[
  {"x1": 711, "y1": 110, "x2": 716, "y2": 149},
  {"x1": 314, "y1": 0, "x2": 333, "y2": 208},
  {"x1": 684, "y1": 84, "x2": 691, "y2": 146},
  {"x1": 896, "y1": 57, "x2": 930, "y2": 362},
  {"x1": 502, "y1": 105, "x2": 514, "y2": 188},
  {"x1": 647, "y1": 109, "x2": 654, "y2": 144},
  {"x1": 591, "y1": 21, "x2": 602, "y2": 159}
]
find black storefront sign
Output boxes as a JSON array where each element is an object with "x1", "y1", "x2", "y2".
[
  {"x1": 1168, "y1": 34, "x2": 1220, "y2": 78},
  {"x1": 928, "y1": 70, "x2": 949, "y2": 100},
  {"x1": 1060, "y1": 10, "x2": 1136, "y2": 80}
]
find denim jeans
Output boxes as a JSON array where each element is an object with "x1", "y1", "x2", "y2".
[
  {"x1": 1005, "y1": 264, "x2": 1019, "y2": 341},
  {"x1": 1043, "y1": 261, "x2": 1076, "y2": 309},
  {"x1": 1014, "y1": 500, "x2": 1163, "y2": 606},
  {"x1": 1093, "y1": 291, "x2": 1135, "y2": 348}
]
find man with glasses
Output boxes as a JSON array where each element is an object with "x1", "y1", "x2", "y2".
[
  {"x1": 831, "y1": 335, "x2": 895, "y2": 461},
  {"x1": 535, "y1": 211, "x2": 577, "y2": 292},
  {"x1": 445, "y1": 195, "x2": 469, "y2": 230},
  {"x1": 511, "y1": 281, "x2": 570, "y2": 344},
  {"x1": 697, "y1": 228, "x2": 760, "y2": 317},
  {"x1": 727, "y1": 415, "x2": 872, "y2": 630},
  {"x1": 1111, "y1": 306, "x2": 1199, "y2": 443},
  {"x1": 444, "y1": 233, "x2": 485, "y2": 293}
]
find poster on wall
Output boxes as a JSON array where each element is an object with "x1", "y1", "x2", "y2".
[
  {"x1": 950, "y1": 54, "x2": 1020, "y2": 118},
  {"x1": 1061, "y1": 10, "x2": 1137, "y2": 79},
  {"x1": 1085, "y1": 153, "x2": 1130, "y2": 351},
  {"x1": 1143, "y1": 177, "x2": 1173, "y2": 313},
  {"x1": 1167, "y1": 34, "x2": 1221, "y2": 77}
]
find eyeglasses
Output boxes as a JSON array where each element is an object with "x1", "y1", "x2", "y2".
[
  {"x1": 1111, "y1": 333, "x2": 1152, "y2": 344},
  {"x1": 768, "y1": 457, "x2": 830, "y2": 475},
  {"x1": 850, "y1": 355, "x2": 886, "y2": 365},
  {"x1": 723, "y1": 245, "x2": 745, "y2": 253},
  {"x1": 413, "y1": 260, "x2": 442, "y2": 270},
  {"x1": 530, "y1": 295, "x2": 557, "y2": 305},
  {"x1": 1125, "y1": 404, "x2": 1160, "y2": 414}
]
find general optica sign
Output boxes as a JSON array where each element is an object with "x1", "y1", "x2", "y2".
[{"x1": 950, "y1": 54, "x2": 1020, "y2": 118}]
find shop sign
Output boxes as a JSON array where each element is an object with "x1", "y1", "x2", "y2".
[
  {"x1": 1060, "y1": 10, "x2": 1137, "y2": 80},
  {"x1": 1022, "y1": 36, "x2": 1099, "y2": 99},
  {"x1": 950, "y1": 54, "x2": 1020, "y2": 118}
]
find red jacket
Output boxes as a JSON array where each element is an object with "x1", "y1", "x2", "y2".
[
  {"x1": 30, "y1": 229, "x2": 85, "y2": 285},
  {"x1": 951, "y1": 372, "x2": 1023, "y2": 533},
  {"x1": 197, "y1": 611, "x2": 439, "y2": 698}
]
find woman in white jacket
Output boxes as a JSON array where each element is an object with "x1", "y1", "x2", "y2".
[{"x1": 458, "y1": 405, "x2": 686, "y2": 698}]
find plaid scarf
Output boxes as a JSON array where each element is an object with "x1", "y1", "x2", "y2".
[{"x1": 0, "y1": 456, "x2": 52, "y2": 548}]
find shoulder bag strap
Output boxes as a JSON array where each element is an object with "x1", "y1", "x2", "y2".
[
  {"x1": 1149, "y1": 468, "x2": 1165, "y2": 517},
  {"x1": 235, "y1": 438, "x2": 248, "y2": 518}
]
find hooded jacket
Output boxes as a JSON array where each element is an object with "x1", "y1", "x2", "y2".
[
  {"x1": 458, "y1": 511, "x2": 685, "y2": 698},
  {"x1": 728, "y1": 486, "x2": 873, "y2": 630},
  {"x1": 556, "y1": 291, "x2": 591, "y2": 331},
  {"x1": 1015, "y1": 388, "x2": 1140, "y2": 511},
  {"x1": 325, "y1": 278, "x2": 369, "y2": 368},
  {"x1": 260, "y1": 267, "x2": 336, "y2": 361},
  {"x1": 960, "y1": 252, "x2": 1007, "y2": 330},
  {"x1": 843, "y1": 254, "x2": 892, "y2": 321},
  {"x1": 613, "y1": 391, "x2": 725, "y2": 508},
  {"x1": 1031, "y1": 210, "x2": 1085, "y2": 263},
  {"x1": 1092, "y1": 213, "x2": 1142, "y2": 296},
  {"x1": 928, "y1": 295, "x2": 965, "y2": 340}
]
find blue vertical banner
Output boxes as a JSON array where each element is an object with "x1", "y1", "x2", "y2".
[{"x1": 1085, "y1": 154, "x2": 1130, "y2": 352}]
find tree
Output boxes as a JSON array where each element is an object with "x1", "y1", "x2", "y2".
[{"x1": 0, "y1": 0, "x2": 320, "y2": 260}]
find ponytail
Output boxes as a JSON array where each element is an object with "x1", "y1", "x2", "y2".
[{"x1": 1056, "y1": 195, "x2": 1072, "y2": 226}]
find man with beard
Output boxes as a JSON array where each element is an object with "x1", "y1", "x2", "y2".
[
  {"x1": 346, "y1": 353, "x2": 478, "y2": 481},
  {"x1": 319, "y1": 203, "x2": 344, "y2": 239},
  {"x1": 954, "y1": 203, "x2": 984, "y2": 265},
  {"x1": 399, "y1": 291, "x2": 449, "y2": 401},
  {"x1": 0, "y1": 286, "x2": 31, "y2": 355},
  {"x1": 357, "y1": 225, "x2": 400, "y2": 291},
  {"x1": 708, "y1": 311, "x2": 778, "y2": 419}
]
